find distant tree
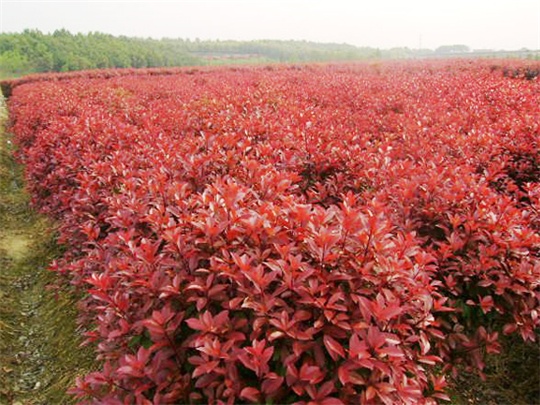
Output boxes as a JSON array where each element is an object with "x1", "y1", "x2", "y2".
[{"x1": 0, "y1": 50, "x2": 28, "y2": 74}]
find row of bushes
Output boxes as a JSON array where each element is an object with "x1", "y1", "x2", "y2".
[{"x1": 8, "y1": 61, "x2": 540, "y2": 403}]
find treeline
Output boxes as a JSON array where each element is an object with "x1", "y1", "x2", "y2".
[
  {"x1": 0, "y1": 30, "x2": 383, "y2": 78},
  {"x1": 184, "y1": 39, "x2": 379, "y2": 62},
  {"x1": 0, "y1": 29, "x2": 198, "y2": 76}
]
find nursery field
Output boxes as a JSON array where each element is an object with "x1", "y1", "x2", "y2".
[{"x1": 3, "y1": 61, "x2": 540, "y2": 404}]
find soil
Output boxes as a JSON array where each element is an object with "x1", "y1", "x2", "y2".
[
  {"x1": 0, "y1": 96, "x2": 94, "y2": 405},
  {"x1": 449, "y1": 333, "x2": 540, "y2": 405}
]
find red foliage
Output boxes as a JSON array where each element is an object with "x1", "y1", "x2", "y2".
[{"x1": 7, "y1": 61, "x2": 540, "y2": 404}]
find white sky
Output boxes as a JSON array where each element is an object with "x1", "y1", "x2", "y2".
[{"x1": 0, "y1": 0, "x2": 539, "y2": 50}]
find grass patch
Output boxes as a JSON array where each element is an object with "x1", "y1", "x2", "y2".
[{"x1": 0, "y1": 93, "x2": 95, "y2": 404}]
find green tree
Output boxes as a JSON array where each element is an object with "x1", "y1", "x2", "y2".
[{"x1": 0, "y1": 50, "x2": 29, "y2": 74}]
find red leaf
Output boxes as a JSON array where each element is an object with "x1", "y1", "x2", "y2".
[
  {"x1": 192, "y1": 360, "x2": 220, "y2": 378},
  {"x1": 349, "y1": 333, "x2": 370, "y2": 360},
  {"x1": 261, "y1": 373, "x2": 284, "y2": 395},
  {"x1": 239, "y1": 387, "x2": 260, "y2": 402},
  {"x1": 365, "y1": 386, "x2": 377, "y2": 401},
  {"x1": 299, "y1": 364, "x2": 324, "y2": 384},
  {"x1": 323, "y1": 334, "x2": 345, "y2": 360},
  {"x1": 185, "y1": 317, "x2": 204, "y2": 331}
]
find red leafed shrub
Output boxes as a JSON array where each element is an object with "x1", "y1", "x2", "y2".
[{"x1": 6, "y1": 60, "x2": 540, "y2": 404}]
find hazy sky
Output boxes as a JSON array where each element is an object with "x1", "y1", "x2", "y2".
[{"x1": 1, "y1": 0, "x2": 539, "y2": 50}]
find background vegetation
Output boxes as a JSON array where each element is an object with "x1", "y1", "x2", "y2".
[{"x1": 2, "y1": 29, "x2": 539, "y2": 79}]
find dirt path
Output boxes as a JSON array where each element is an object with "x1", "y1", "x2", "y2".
[{"x1": 0, "y1": 96, "x2": 94, "y2": 404}]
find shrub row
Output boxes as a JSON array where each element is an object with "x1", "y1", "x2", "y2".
[{"x1": 8, "y1": 61, "x2": 540, "y2": 404}]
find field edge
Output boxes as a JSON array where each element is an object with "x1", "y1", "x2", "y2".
[{"x1": 0, "y1": 93, "x2": 96, "y2": 404}]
